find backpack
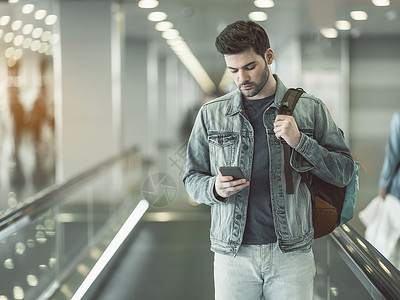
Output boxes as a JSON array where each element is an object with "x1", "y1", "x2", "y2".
[{"x1": 279, "y1": 88, "x2": 360, "y2": 239}]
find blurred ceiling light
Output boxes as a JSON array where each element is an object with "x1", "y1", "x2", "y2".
[
  {"x1": 4, "y1": 258, "x2": 14, "y2": 269},
  {"x1": 34, "y1": 9, "x2": 47, "y2": 20},
  {"x1": 219, "y1": 69, "x2": 234, "y2": 92},
  {"x1": 147, "y1": 11, "x2": 167, "y2": 22},
  {"x1": 15, "y1": 242, "x2": 26, "y2": 255},
  {"x1": 11, "y1": 20, "x2": 23, "y2": 31},
  {"x1": 167, "y1": 40, "x2": 215, "y2": 93},
  {"x1": 32, "y1": 27, "x2": 43, "y2": 38},
  {"x1": 13, "y1": 35, "x2": 24, "y2": 46},
  {"x1": 138, "y1": 0, "x2": 159, "y2": 9},
  {"x1": 22, "y1": 4, "x2": 35, "y2": 14},
  {"x1": 22, "y1": 24, "x2": 33, "y2": 34},
  {"x1": 161, "y1": 29, "x2": 180, "y2": 39},
  {"x1": 4, "y1": 32, "x2": 14, "y2": 43},
  {"x1": 45, "y1": 45, "x2": 53, "y2": 56},
  {"x1": 171, "y1": 45, "x2": 191, "y2": 56},
  {"x1": 254, "y1": 0, "x2": 275, "y2": 8},
  {"x1": 22, "y1": 37, "x2": 32, "y2": 48},
  {"x1": 372, "y1": 0, "x2": 390, "y2": 6},
  {"x1": 5, "y1": 47, "x2": 15, "y2": 58},
  {"x1": 350, "y1": 11, "x2": 368, "y2": 21},
  {"x1": 41, "y1": 31, "x2": 52, "y2": 41},
  {"x1": 248, "y1": 11, "x2": 268, "y2": 22},
  {"x1": 39, "y1": 42, "x2": 48, "y2": 53},
  {"x1": 45, "y1": 15, "x2": 58, "y2": 25},
  {"x1": 13, "y1": 286, "x2": 24, "y2": 300},
  {"x1": 335, "y1": 20, "x2": 351, "y2": 30},
  {"x1": 9, "y1": 0, "x2": 19, "y2": 3},
  {"x1": 166, "y1": 38, "x2": 185, "y2": 47},
  {"x1": 320, "y1": 28, "x2": 338, "y2": 38},
  {"x1": 26, "y1": 275, "x2": 38, "y2": 287},
  {"x1": 155, "y1": 21, "x2": 173, "y2": 31},
  {"x1": 31, "y1": 40, "x2": 41, "y2": 51},
  {"x1": 0, "y1": 16, "x2": 11, "y2": 26}
]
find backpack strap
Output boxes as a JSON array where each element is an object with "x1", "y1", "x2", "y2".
[{"x1": 279, "y1": 88, "x2": 304, "y2": 194}]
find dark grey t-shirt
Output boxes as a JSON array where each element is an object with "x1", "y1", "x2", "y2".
[{"x1": 242, "y1": 95, "x2": 277, "y2": 245}]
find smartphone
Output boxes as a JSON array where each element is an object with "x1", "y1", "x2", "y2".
[{"x1": 219, "y1": 166, "x2": 246, "y2": 180}]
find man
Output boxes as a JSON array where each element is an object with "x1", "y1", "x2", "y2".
[
  {"x1": 183, "y1": 20, "x2": 354, "y2": 299},
  {"x1": 379, "y1": 111, "x2": 400, "y2": 200}
]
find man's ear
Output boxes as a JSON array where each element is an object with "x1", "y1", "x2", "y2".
[{"x1": 265, "y1": 48, "x2": 274, "y2": 64}]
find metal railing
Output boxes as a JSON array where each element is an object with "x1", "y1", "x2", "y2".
[
  {"x1": 0, "y1": 147, "x2": 148, "y2": 300},
  {"x1": 330, "y1": 224, "x2": 400, "y2": 300}
]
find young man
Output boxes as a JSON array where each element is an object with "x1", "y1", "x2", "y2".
[{"x1": 183, "y1": 20, "x2": 354, "y2": 299}]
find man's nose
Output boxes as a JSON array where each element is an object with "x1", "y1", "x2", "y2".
[{"x1": 238, "y1": 69, "x2": 249, "y2": 83}]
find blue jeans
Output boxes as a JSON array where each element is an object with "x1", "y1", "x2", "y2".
[{"x1": 214, "y1": 243, "x2": 315, "y2": 300}]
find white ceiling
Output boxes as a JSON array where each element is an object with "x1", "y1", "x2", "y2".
[{"x1": 123, "y1": 0, "x2": 400, "y2": 86}]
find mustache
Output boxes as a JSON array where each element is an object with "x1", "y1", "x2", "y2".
[{"x1": 239, "y1": 81, "x2": 254, "y2": 88}]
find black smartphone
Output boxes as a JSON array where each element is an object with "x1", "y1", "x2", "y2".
[{"x1": 219, "y1": 166, "x2": 246, "y2": 180}]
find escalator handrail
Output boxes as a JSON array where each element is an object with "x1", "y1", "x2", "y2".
[
  {"x1": 330, "y1": 224, "x2": 400, "y2": 300},
  {"x1": 0, "y1": 146, "x2": 139, "y2": 232}
]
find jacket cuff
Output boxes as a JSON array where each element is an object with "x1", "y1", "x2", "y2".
[
  {"x1": 209, "y1": 176, "x2": 227, "y2": 204},
  {"x1": 291, "y1": 132, "x2": 315, "y2": 172}
]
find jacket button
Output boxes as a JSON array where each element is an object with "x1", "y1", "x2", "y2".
[
  {"x1": 235, "y1": 214, "x2": 242, "y2": 220},
  {"x1": 243, "y1": 145, "x2": 248, "y2": 150}
]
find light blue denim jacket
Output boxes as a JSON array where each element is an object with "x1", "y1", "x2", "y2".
[
  {"x1": 183, "y1": 75, "x2": 354, "y2": 256},
  {"x1": 379, "y1": 111, "x2": 400, "y2": 199}
]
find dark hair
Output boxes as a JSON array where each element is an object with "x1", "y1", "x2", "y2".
[{"x1": 215, "y1": 20, "x2": 270, "y2": 58}]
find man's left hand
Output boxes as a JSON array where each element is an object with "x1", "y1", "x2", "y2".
[{"x1": 274, "y1": 115, "x2": 301, "y2": 148}]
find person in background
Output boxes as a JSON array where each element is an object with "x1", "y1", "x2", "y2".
[
  {"x1": 183, "y1": 20, "x2": 354, "y2": 300},
  {"x1": 379, "y1": 111, "x2": 400, "y2": 200}
]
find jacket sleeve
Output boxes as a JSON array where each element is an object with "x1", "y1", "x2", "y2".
[
  {"x1": 182, "y1": 106, "x2": 227, "y2": 206},
  {"x1": 291, "y1": 98, "x2": 354, "y2": 187},
  {"x1": 379, "y1": 112, "x2": 400, "y2": 190}
]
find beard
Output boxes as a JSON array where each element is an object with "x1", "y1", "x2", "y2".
[{"x1": 239, "y1": 63, "x2": 269, "y2": 98}]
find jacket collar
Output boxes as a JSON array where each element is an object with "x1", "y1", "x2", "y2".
[{"x1": 225, "y1": 74, "x2": 289, "y2": 116}]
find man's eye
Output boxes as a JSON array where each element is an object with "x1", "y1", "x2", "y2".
[
  {"x1": 230, "y1": 69, "x2": 238, "y2": 73},
  {"x1": 245, "y1": 66, "x2": 256, "y2": 70}
]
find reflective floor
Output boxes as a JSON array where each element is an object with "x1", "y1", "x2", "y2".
[{"x1": 94, "y1": 217, "x2": 214, "y2": 300}]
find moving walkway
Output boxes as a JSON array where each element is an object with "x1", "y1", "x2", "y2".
[{"x1": 1, "y1": 148, "x2": 399, "y2": 300}]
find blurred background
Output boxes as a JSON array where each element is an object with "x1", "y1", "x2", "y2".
[{"x1": 0, "y1": 0, "x2": 400, "y2": 299}]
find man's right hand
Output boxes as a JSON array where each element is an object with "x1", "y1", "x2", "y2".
[{"x1": 214, "y1": 173, "x2": 250, "y2": 198}]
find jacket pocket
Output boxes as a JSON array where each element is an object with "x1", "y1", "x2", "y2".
[{"x1": 208, "y1": 132, "x2": 239, "y2": 173}]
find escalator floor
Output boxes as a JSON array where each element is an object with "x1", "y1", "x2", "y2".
[{"x1": 94, "y1": 215, "x2": 214, "y2": 300}]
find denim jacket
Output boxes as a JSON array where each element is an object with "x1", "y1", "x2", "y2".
[
  {"x1": 379, "y1": 111, "x2": 400, "y2": 199},
  {"x1": 183, "y1": 75, "x2": 354, "y2": 256}
]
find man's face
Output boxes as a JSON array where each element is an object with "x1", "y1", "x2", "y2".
[{"x1": 224, "y1": 48, "x2": 271, "y2": 99}]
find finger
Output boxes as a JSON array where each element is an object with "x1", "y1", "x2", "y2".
[
  {"x1": 275, "y1": 115, "x2": 288, "y2": 122},
  {"x1": 273, "y1": 127, "x2": 283, "y2": 139},
  {"x1": 219, "y1": 178, "x2": 247, "y2": 189},
  {"x1": 224, "y1": 181, "x2": 250, "y2": 193},
  {"x1": 217, "y1": 173, "x2": 233, "y2": 182}
]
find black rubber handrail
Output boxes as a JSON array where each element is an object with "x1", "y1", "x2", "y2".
[
  {"x1": 330, "y1": 224, "x2": 400, "y2": 300},
  {"x1": 0, "y1": 147, "x2": 138, "y2": 232}
]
